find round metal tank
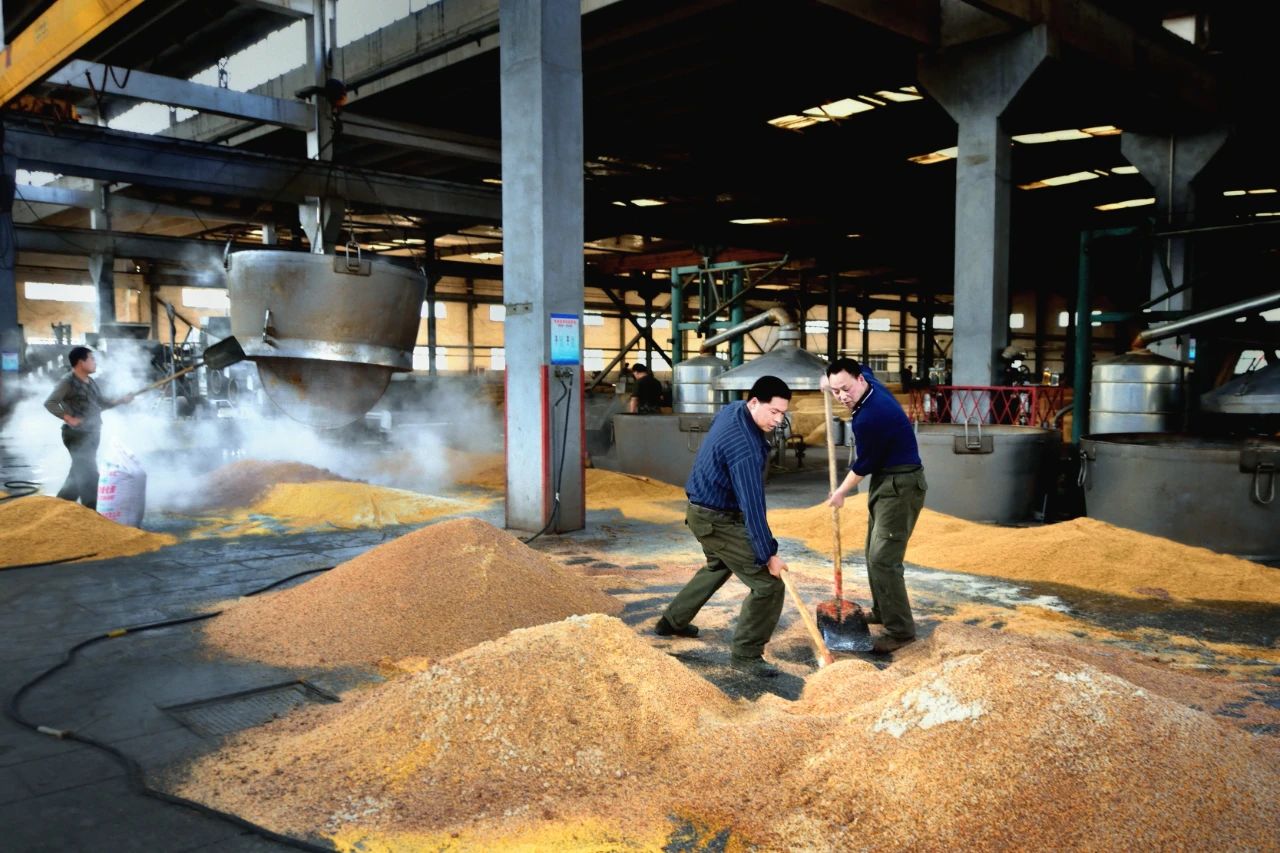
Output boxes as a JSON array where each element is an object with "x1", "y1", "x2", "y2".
[
  {"x1": 1080, "y1": 433, "x2": 1279, "y2": 560},
  {"x1": 227, "y1": 250, "x2": 424, "y2": 428},
  {"x1": 912, "y1": 423, "x2": 1058, "y2": 522},
  {"x1": 673, "y1": 354, "x2": 729, "y2": 413},
  {"x1": 1090, "y1": 350, "x2": 1185, "y2": 434}
]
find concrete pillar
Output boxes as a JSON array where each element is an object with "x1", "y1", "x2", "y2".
[
  {"x1": 89, "y1": 184, "x2": 115, "y2": 328},
  {"x1": 1121, "y1": 128, "x2": 1228, "y2": 361},
  {"x1": 919, "y1": 27, "x2": 1048, "y2": 386},
  {"x1": 499, "y1": 0, "x2": 585, "y2": 534}
]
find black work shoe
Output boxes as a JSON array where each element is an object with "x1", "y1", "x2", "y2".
[
  {"x1": 654, "y1": 616, "x2": 699, "y2": 638},
  {"x1": 730, "y1": 656, "x2": 780, "y2": 678},
  {"x1": 870, "y1": 634, "x2": 916, "y2": 655}
]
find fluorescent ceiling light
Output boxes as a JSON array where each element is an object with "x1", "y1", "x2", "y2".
[
  {"x1": 767, "y1": 114, "x2": 828, "y2": 130},
  {"x1": 908, "y1": 146, "x2": 957, "y2": 165},
  {"x1": 1095, "y1": 197, "x2": 1156, "y2": 211},
  {"x1": 1111, "y1": 165, "x2": 1139, "y2": 175},
  {"x1": 1018, "y1": 171, "x2": 1102, "y2": 190},
  {"x1": 629, "y1": 198, "x2": 666, "y2": 207},
  {"x1": 876, "y1": 89, "x2": 922, "y2": 102},
  {"x1": 1011, "y1": 126, "x2": 1121, "y2": 145},
  {"x1": 858, "y1": 95, "x2": 887, "y2": 107},
  {"x1": 846, "y1": 233, "x2": 862, "y2": 238},
  {"x1": 1246, "y1": 188, "x2": 1277, "y2": 194},
  {"x1": 805, "y1": 97, "x2": 874, "y2": 118},
  {"x1": 1223, "y1": 190, "x2": 1247, "y2": 196},
  {"x1": 730, "y1": 217, "x2": 787, "y2": 225},
  {"x1": 1255, "y1": 211, "x2": 1280, "y2": 217},
  {"x1": 482, "y1": 177, "x2": 502, "y2": 185}
]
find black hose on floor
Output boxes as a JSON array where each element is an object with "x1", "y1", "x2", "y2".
[
  {"x1": 3, "y1": 565, "x2": 337, "y2": 852},
  {"x1": 2, "y1": 480, "x2": 41, "y2": 501}
]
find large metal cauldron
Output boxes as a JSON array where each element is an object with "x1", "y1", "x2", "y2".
[
  {"x1": 227, "y1": 250, "x2": 425, "y2": 428},
  {"x1": 1090, "y1": 350, "x2": 1185, "y2": 434},
  {"x1": 1080, "y1": 433, "x2": 1279, "y2": 560},
  {"x1": 673, "y1": 354, "x2": 729, "y2": 414},
  {"x1": 912, "y1": 423, "x2": 1058, "y2": 522}
]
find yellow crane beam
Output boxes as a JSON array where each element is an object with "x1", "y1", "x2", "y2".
[{"x1": 0, "y1": 0, "x2": 149, "y2": 108}]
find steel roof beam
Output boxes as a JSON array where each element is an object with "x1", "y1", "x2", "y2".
[
  {"x1": 47, "y1": 60, "x2": 316, "y2": 131},
  {"x1": 4, "y1": 116, "x2": 500, "y2": 220}
]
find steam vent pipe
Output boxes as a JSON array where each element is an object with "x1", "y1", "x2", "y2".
[
  {"x1": 700, "y1": 306, "x2": 793, "y2": 351},
  {"x1": 1133, "y1": 289, "x2": 1280, "y2": 348}
]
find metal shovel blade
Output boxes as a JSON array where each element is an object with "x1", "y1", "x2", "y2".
[
  {"x1": 816, "y1": 599, "x2": 872, "y2": 652},
  {"x1": 202, "y1": 335, "x2": 247, "y2": 370}
]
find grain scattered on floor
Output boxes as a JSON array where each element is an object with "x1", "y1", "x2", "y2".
[{"x1": 0, "y1": 496, "x2": 175, "y2": 568}]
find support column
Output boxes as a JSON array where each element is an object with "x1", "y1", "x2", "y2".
[
  {"x1": 1120, "y1": 128, "x2": 1228, "y2": 361},
  {"x1": 729, "y1": 269, "x2": 745, "y2": 366},
  {"x1": 89, "y1": 183, "x2": 115, "y2": 329},
  {"x1": 500, "y1": 0, "x2": 584, "y2": 533},
  {"x1": 670, "y1": 272, "x2": 684, "y2": 363},
  {"x1": 826, "y1": 269, "x2": 838, "y2": 364},
  {"x1": 300, "y1": 0, "x2": 344, "y2": 253},
  {"x1": 919, "y1": 27, "x2": 1048, "y2": 386}
]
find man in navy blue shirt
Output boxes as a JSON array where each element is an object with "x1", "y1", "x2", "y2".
[
  {"x1": 824, "y1": 357, "x2": 926, "y2": 654},
  {"x1": 654, "y1": 375, "x2": 792, "y2": 678}
]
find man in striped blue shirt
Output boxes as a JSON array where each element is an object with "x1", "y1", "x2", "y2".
[{"x1": 654, "y1": 375, "x2": 792, "y2": 678}]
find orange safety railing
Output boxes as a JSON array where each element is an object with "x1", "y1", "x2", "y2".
[{"x1": 906, "y1": 385, "x2": 1068, "y2": 428}]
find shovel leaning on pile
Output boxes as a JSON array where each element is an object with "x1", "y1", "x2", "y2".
[{"x1": 814, "y1": 386, "x2": 873, "y2": 652}]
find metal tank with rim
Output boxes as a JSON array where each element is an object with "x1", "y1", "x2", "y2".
[
  {"x1": 1089, "y1": 349, "x2": 1186, "y2": 434},
  {"x1": 227, "y1": 249, "x2": 425, "y2": 428},
  {"x1": 673, "y1": 354, "x2": 729, "y2": 413},
  {"x1": 912, "y1": 422, "x2": 1059, "y2": 523}
]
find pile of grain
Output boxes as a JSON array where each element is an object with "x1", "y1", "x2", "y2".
[
  {"x1": 182, "y1": 615, "x2": 729, "y2": 842},
  {"x1": 182, "y1": 460, "x2": 351, "y2": 511},
  {"x1": 448, "y1": 450, "x2": 506, "y2": 489},
  {"x1": 773, "y1": 494, "x2": 1280, "y2": 604},
  {"x1": 203, "y1": 517, "x2": 622, "y2": 667},
  {"x1": 175, "y1": 617, "x2": 1279, "y2": 849},
  {"x1": 0, "y1": 496, "x2": 176, "y2": 569},
  {"x1": 194, "y1": 481, "x2": 476, "y2": 537}
]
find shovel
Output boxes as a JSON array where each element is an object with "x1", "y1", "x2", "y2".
[
  {"x1": 780, "y1": 568, "x2": 835, "y2": 668},
  {"x1": 126, "y1": 335, "x2": 247, "y2": 396},
  {"x1": 814, "y1": 386, "x2": 872, "y2": 652}
]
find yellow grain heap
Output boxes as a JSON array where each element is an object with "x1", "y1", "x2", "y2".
[
  {"x1": 0, "y1": 496, "x2": 175, "y2": 569},
  {"x1": 195, "y1": 481, "x2": 476, "y2": 536},
  {"x1": 202, "y1": 517, "x2": 622, "y2": 667},
  {"x1": 174, "y1": 617, "x2": 1278, "y2": 851},
  {"x1": 772, "y1": 494, "x2": 1280, "y2": 604},
  {"x1": 182, "y1": 459, "x2": 350, "y2": 511}
]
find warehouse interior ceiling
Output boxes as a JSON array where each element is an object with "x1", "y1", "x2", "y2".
[{"x1": 7, "y1": 0, "x2": 1280, "y2": 314}]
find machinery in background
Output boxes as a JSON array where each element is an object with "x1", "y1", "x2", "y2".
[
  {"x1": 614, "y1": 307, "x2": 824, "y2": 485},
  {"x1": 1080, "y1": 290, "x2": 1280, "y2": 560}
]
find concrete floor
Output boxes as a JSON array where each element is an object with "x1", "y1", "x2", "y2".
[{"x1": 1, "y1": 437, "x2": 1277, "y2": 851}]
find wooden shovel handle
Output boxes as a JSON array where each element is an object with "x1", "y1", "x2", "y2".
[
  {"x1": 130, "y1": 362, "x2": 201, "y2": 396},
  {"x1": 823, "y1": 389, "x2": 843, "y2": 603},
  {"x1": 781, "y1": 569, "x2": 836, "y2": 667}
]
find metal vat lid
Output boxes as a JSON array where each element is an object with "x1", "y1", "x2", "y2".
[
  {"x1": 1092, "y1": 349, "x2": 1186, "y2": 383},
  {"x1": 1200, "y1": 361, "x2": 1280, "y2": 414},
  {"x1": 711, "y1": 344, "x2": 827, "y2": 391}
]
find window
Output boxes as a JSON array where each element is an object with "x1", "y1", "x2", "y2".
[
  {"x1": 419, "y1": 301, "x2": 447, "y2": 318},
  {"x1": 856, "y1": 318, "x2": 891, "y2": 332},
  {"x1": 650, "y1": 318, "x2": 671, "y2": 329},
  {"x1": 866, "y1": 354, "x2": 890, "y2": 372},
  {"x1": 1009, "y1": 313, "x2": 1025, "y2": 329},
  {"x1": 931, "y1": 315, "x2": 954, "y2": 331},
  {"x1": 1058, "y1": 311, "x2": 1071, "y2": 328},
  {"x1": 182, "y1": 288, "x2": 230, "y2": 310},
  {"x1": 583, "y1": 349, "x2": 605, "y2": 371},
  {"x1": 1233, "y1": 350, "x2": 1266, "y2": 375},
  {"x1": 24, "y1": 282, "x2": 96, "y2": 303},
  {"x1": 489, "y1": 305, "x2": 506, "y2": 322},
  {"x1": 804, "y1": 320, "x2": 829, "y2": 334},
  {"x1": 490, "y1": 347, "x2": 505, "y2": 370},
  {"x1": 583, "y1": 312, "x2": 604, "y2": 327}
]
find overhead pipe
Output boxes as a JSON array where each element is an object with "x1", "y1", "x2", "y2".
[
  {"x1": 1133, "y1": 289, "x2": 1280, "y2": 348},
  {"x1": 700, "y1": 306, "x2": 793, "y2": 352}
]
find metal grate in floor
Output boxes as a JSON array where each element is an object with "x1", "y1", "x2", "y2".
[{"x1": 162, "y1": 681, "x2": 339, "y2": 738}]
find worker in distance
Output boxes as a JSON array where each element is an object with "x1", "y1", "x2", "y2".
[
  {"x1": 653, "y1": 374, "x2": 793, "y2": 678},
  {"x1": 627, "y1": 362, "x2": 665, "y2": 414},
  {"x1": 44, "y1": 346, "x2": 136, "y2": 509},
  {"x1": 823, "y1": 356, "x2": 926, "y2": 654}
]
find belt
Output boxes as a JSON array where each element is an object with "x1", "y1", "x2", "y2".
[
  {"x1": 689, "y1": 501, "x2": 742, "y2": 519},
  {"x1": 881, "y1": 464, "x2": 922, "y2": 474}
]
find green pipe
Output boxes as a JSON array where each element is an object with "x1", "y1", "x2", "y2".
[
  {"x1": 730, "y1": 269, "x2": 745, "y2": 366},
  {"x1": 670, "y1": 272, "x2": 683, "y2": 364},
  {"x1": 1072, "y1": 231, "x2": 1092, "y2": 445}
]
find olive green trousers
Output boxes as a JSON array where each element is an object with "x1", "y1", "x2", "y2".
[
  {"x1": 662, "y1": 503, "x2": 785, "y2": 659},
  {"x1": 864, "y1": 465, "x2": 927, "y2": 640}
]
